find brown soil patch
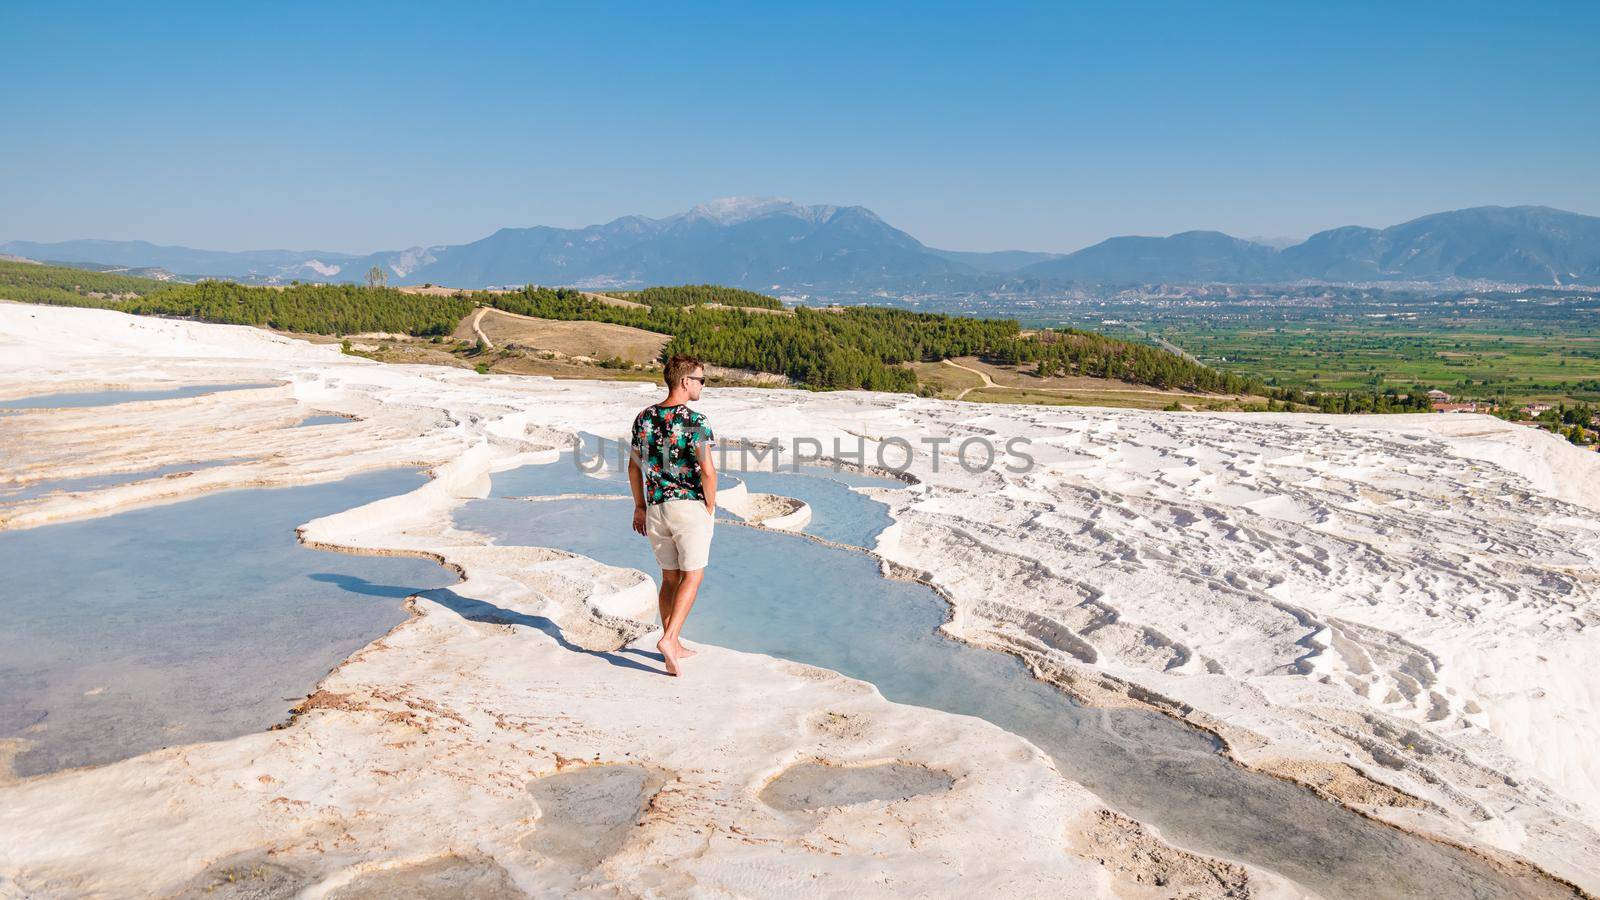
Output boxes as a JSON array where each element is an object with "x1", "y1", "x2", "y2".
[
  {"x1": 1254, "y1": 757, "x2": 1428, "y2": 809},
  {"x1": 581, "y1": 291, "x2": 648, "y2": 310},
  {"x1": 454, "y1": 308, "x2": 668, "y2": 366},
  {"x1": 1075, "y1": 808, "x2": 1251, "y2": 899}
]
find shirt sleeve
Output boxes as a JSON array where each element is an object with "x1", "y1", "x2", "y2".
[
  {"x1": 694, "y1": 415, "x2": 714, "y2": 447},
  {"x1": 630, "y1": 411, "x2": 650, "y2": 463}
]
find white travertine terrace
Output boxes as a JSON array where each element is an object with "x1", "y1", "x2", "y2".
[{"x1": 1, "y1": 303, "x2": 1597, "y2": 896}]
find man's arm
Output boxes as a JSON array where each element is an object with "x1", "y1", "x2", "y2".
[
  {"x1": 628, "y1": 453, "x2": 647, "y2": 536},
  {"x1": 697, "y1": 441, "x2": 717, "y2": 515},
  {"x1": 627, "y1": 413, "x2": 646, "y2": 531}
]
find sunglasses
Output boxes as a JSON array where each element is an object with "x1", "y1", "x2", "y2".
[{"x1": 685, "y1": 375, "x2": 705, "y2": 383}]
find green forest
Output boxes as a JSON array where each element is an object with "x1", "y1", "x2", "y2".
[
  {"x1": 0, "y1": 259, "x2": 168, "y2": 306},
  {"x1": 0, "y1": 262, "x2": 472, "y2": 335},
  {"x1": 125, "y1": 281, "x2": 473, "y2": 336},
  {"x1": 612, "y1": 284, "x2": 785, "y2": 310}
]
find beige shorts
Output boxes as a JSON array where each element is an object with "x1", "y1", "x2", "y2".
[{"x1": 645, "y1": 499, "x2": 715, "y2": 571}]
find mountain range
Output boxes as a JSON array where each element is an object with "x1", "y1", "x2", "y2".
[{"x1": 7, "y1": 199, "x2": 1599, "y2": 290}]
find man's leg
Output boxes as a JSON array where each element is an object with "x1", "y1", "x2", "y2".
[
  {"x1": 657, "y1": 568, "x2": 705, "y2": 677},
  {"x1": 657, "y1": 569, "x2": 681, "y2": 628},
  {"x1": 656, "y1": 570, "x2": 696, "y2": 659}
]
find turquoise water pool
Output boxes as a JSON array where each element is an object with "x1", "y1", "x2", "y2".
[
  {"x1": 0, "y1": 460, "x2": 241, "y2": 506},
  {"x1": 0, "y1": 469, "x2": 456, "y2": 778},
  {"x1": 0, "y1": 382, "x2": 277, "y2": 410},
  {"x1": 717, "y1": 463, "x2": 898, "y2": 548},
  {"x1": 501, "y1": 434, "x2": 901, "y2": 549}
]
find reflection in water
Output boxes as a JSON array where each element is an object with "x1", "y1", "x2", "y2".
[
  {"x1": 506, "y1": 435, "x2": 902, "y2": 550},
  {"x1": 0, "y1": 382, "x2": 277, "y2": 410},
  {"x1": 452, "y1": 459, "x2": 1559, "y2": 900},
  {"x1": 0, "y1": 459, "x2": 242, "y2": 506},
  {"x1": 296, "y1": 414, "x2": 354, "y2": 427},
  {"x1": 719, "y1": 465, "x2": 896, "y2": 548},
  {"x1": 0, "y1": 470, "x2": 456, "y2": 777}
]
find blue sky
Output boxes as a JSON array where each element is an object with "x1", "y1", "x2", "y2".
[{"x1": 3, "y1": 1, "x2": 1596, "y2": 253}]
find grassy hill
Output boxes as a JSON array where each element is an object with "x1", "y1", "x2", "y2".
[
  {"x1": 453, "y1": 307, "x2": 670, "y2": 366},
  {"x1": 0, "y1": 258, "x2": 171, "y2": 305},
  {"x1": 910, "y1": 357, "x2": 1269, "y2": 411}
]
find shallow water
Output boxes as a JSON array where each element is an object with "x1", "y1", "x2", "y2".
[
  {"x1": 505, "y1": 435, "x2": 898, "y2": 548},
  {"x1": 491, "y1": 439, "x2": 632, "y2": 499},
  {"x1": 719, "y1": 455, "x2": 906, "y2": 491},
  {"x1": 718, "y1": 464, "x2": 896, "y2": 547},
  {"x1": 0, "y1": 459, "x2": 240, "y2": 506},
  {"x1": 0, "y1": 382, "x2": 277, "y2": 410},
  {"x1": 574, "y1": 432, "x2": 905, "y2": 489},
  {"x1": 490, "y1": 439, "x2": 751, "y2": 508},
  {"x1": 296, "y1": 414, "x2": 354, "y2": 427},
  {"x1": 452, "y1": 459, "x2": 1564, "y2": 899},
  {"x1": 760, "y1": 761, "x2": 955, "y2": 812},
  {"x1": 0, "y1": 469, "x2": 456, "y2": 777}
]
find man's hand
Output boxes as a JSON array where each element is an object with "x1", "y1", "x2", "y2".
[{"x1": 632, "y1": 505, "x2": 647, "y2": 536}]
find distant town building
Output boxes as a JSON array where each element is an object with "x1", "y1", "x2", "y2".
[
  {"x1": 1432, "y1": 402, "x2": 1479, "y2": 413},
  {"x1": 1427, "y1": 389, "x2": 1452, "y2": 402}
]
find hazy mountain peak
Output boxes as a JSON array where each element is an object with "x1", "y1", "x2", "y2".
[
  {"x1": 1244, "y1": 235, "x2": 1305, "y2": 250},
  {"x1": 684, "y1": 197, "x2": 806, "y2": 224}
]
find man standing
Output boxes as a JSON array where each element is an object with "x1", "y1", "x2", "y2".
[{"x1": 628, "y1": 355, "x2": 717, "y2": 677}]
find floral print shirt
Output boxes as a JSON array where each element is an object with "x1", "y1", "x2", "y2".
[{"x1": 630, "y1": 403, "x2": 714, "y2": 505}]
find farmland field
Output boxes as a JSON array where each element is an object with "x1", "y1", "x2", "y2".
[
  {"x1": 997, "y1": 285, "x2": 1600, "y2": 408},
  {"x1": 1147, "y1": 325, "x2": 1600, "y2": 404}
]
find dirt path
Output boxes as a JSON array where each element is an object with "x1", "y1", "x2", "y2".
[
  {"x1": 463, "y1": 307, "x2": 670, "y2": 365},
  {"x1": 943, "y1": 358, "x2": 994, "y2": 400},
  {"x1": 696, "y1": 302, "x2": 794, "y2": 316},
  {"x1": 581, "y1": 292, "x2": 648, "y2": 310},
  {"x1": 945, "y1": 357, "x2": 1248, "y2": 404},
  {"x1": 1124, "y1": 324, "x2": 1204, "y2": 367},
  {"x1": 480, "y1": 306, "x2": 543, "y2": 326},
  {"x1": 469, "y1": 307, "x2": 494, "y2": 350}
]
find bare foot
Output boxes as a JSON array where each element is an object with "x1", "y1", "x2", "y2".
[
  {"x1": 657, "y1": 638, "x2": 681, "y2": 677},
  {"x1": 661, "y1": 636, "x2": 697, "y2": 659}
]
